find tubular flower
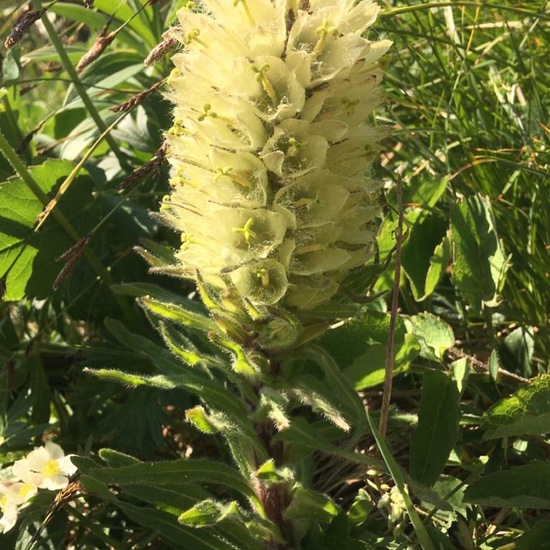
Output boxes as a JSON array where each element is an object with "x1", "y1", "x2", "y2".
[{"x1": 162, "y1": 0, "x2": 391, "y2": 311}]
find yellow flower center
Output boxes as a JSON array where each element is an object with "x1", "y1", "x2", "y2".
[
  {"x1": 0, "y1": 494, "x2": 7, "y2": 511},
  {"x1": 42, "y1": 459, "x2": 61, "y2": 479}
]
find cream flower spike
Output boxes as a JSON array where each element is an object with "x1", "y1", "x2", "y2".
[{"x1": 162, "y1": 0, "x2": 391, "y2": 311}]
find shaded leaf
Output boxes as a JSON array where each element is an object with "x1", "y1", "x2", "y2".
[
  {"x1": 464, "y1": 462, "x2": 550, "y2": 509},
  {"x1": 451, "y1": 195, "x2": 510, "y2": 313},
  {"x1": 410, "y1": 371, "x2": 460, "y2": 486}
]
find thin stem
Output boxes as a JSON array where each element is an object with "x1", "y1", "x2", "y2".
[
  {"x1": 379, "y1": 178, "x2": 405, "y2": 438},
  {"x1": 30, "y1": 0, "x2": 131, "y2": 172}
]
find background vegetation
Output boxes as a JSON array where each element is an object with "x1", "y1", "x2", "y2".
[{"x1": 0, "y1": 0, "x2": 548, "y2": 548}]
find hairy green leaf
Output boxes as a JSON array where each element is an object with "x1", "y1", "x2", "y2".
[{"x1": 482, "y1": 374, "x2": 550, "y2": 439}]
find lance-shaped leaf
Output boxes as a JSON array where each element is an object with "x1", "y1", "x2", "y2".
[
  {"x1": 178, "y1": 499, "x2": 240, "y2": 527},
  {"x1": 410, "y1": 370, "x2": 461, "y2": 486},
  {"x1": 85, "y1": 459, "x2": 259, "y2": 505},
  {"x1": 141, "y1": 296, "x2": 216, "y2": 333}
]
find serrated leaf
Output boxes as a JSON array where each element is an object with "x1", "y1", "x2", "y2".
[
  {"x1": 451, "y1": 195, "x2": 510, "y2": 313},
  {"x1": 481, "y1": 374, "x2": 550, "y2": 439},
  {"x1": 406, "y1": 313, "x2": 454, "y2": 362},
  {"x1": 410, "y1": 371, "x2": 460, "y2": 486},
  {"x1": 464, "y1": 462, "x2": 550, "y2": 509}
]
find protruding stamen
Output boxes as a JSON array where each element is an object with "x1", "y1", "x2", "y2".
[
  {"x1": 232, "y1": 218, "x2": 257, "y2": 243},
  {"x1": 215, "y1": 167, "x2": 250, "y2": 188},
  {"x1": 183, "y1": 28, "x2": 206, "y2": 47},
  {"x1": 198, "y1": 104, "x2": 217, "y2": 122},
  {"x1": 252, "y1": 64, "x2": 277, "y2": 103},
  {"x1": 311, "y1": 19, "x2": 338, "y2": 58}
]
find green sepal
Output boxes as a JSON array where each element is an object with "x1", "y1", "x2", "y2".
[
  {"x1": 159, "y1": 321, "x2": 225, "y2": 369},
  {"x1": 208, "y1": 331, "x2": 264, "y2": 379},
  {"x1": 284, "y1": 484, "x2": 339, "y2": 523},
  {"x1": 186, "y1": 406, "x2": 220, "y2": 434},
  {"x1": 178, "y1": 499, "x2": 241, "y2": 527},
  {"x1": 256, "y1": 387, "x2": 291, "y2": 431},
  {"x1": 255, "y1": 459, "x2": 294, "y2": 483},
  {"x1": 140, "y1": 296, "x2": 216, "y2": 333}
]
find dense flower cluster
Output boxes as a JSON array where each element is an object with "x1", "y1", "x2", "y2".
[
  {"x1": 162, "y1": 0, "x2": 390, "y2": 310},
  {"x1": 0, "y1": 442, "x2": 76, "y2": 533}
]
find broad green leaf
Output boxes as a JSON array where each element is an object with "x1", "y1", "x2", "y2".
[
  {"x1": 93, "y1": 0, "x2": 157, "y2": 47},
  {"x1": 410, "y1": 371, "x2": 461, "y2": 486},
  {"x1": 49, "y1": 4, "x2": 108, "y2": 30},
  {"x1": 343, "y1": 335, "x2": 419, "y2": 390},
  {"x1": 423, "y1": 234, "x2": 452, "y2": 301},
  {"x1": 347, "y1": 489, "x2": 374, "y2": 527},
  {"x1": 0, "y1": 160, "x2": 94, "y2": 300},
  {"x1": 86, "y1": 459, "x2": 258, "y2": 503},
  {"x1": 403, "y1": 175, "x2": 449, "y2": 210},
  {"x1": 451, "y1": 195, "x2": 510, "y2": 313},
  {"x1": 284, "y1": 485, "x2": 339, "y2": 523},
  {"x1": 481, "y1": 374, "x2": 550, "y2": 439},
  {"x1": 405, "y1": 313, "x2": 454, "y2": 362},
  {"x1": 402, "y1": 214, "x2": 449, "y2": 301},
  {"x1": 464, "y1": 462, "x2": 550, "y2": 509}
]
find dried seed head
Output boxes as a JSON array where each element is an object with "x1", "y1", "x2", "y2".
[
  {"x1": 76, "y1": 31, "x2": 117, "y2": 72},
  {"x1": 144, "y1": 36, "x2": 178, "y2": 66},
  {"x1": 4, "y1": 7, "x2": 43, "y2": 49},
  {"x1": 53, "y1": 236, "x2": 92, "y2": 290},
  {"x1": 118, "y1": 142, "x2": 167, "y2": 192},
  {"x1": 111, "y1": 79, "x2": 165, "y2": 113}
]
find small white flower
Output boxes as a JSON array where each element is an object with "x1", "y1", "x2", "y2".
[
  {"x1": 12, "y1": 442, "x2": 77, "y2": 491},
  {"x1": 0, "y1": 479, "x2": 37, "y2": 533}
]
